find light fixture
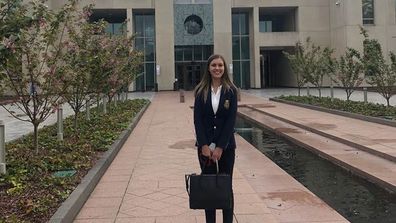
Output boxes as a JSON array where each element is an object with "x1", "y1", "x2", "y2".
[{"x1": 335, "y1": 1, "x2": 340, "y2": 6}]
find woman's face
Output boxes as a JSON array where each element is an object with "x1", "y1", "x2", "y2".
[{"x1": 209, "y1": 58, "x2": 225, "y2": 81}]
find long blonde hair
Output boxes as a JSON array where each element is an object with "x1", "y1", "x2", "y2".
[{"x1": 194, "y1": 54, "x2": 236, "y2": 103}]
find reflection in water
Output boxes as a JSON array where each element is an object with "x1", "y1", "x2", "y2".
[{"x1": 235, "y1": 117, "x2": 396, "y2": 223}]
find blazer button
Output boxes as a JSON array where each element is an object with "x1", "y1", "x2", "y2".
[
  {"x1": 214, "y1": 126, "x2": 217, "y2": 129},
  {"x1": 214, "y1": 115, "x2": 217, "y2": 118}
]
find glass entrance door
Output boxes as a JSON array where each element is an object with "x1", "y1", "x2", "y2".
[{"x1": 176, "y1": 63, "x2": 203, "y2": 90}]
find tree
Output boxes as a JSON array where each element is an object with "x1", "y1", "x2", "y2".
[
  {"x1": 283, "y1": 42, "x2": 307, "y2": 96},
  {"x1": 0, "y1": 0, "x2": 30, "y2": 81},
  {"x1": 333, "y1": 48, "x2": 364, "y2": 101},
  {"x1": 310, "y1": 46, "x2": 335, "y2": 97},
  {"x1": 0, "y1": 0, "x2": 78, "y2": 152},
  {"x1": 361, "y1": 27, "x2": 396, "y2": 106},
  {"x1": 61, "y1": 6, "x2": 107, "y2": 130}
]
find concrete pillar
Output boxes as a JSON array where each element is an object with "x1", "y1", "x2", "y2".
[
  {"x1": 155, "y1": 0, "x2": 175, "y2": 90},
  {"x1": 213, "y1": 0, "x2": 232, "y2": 66},
  {"x1": 57, "y1": 105, "x2": 63, "y2": 141},
  {"x1": 251, "y1": 6, "x2": 261, "y2": 88},
  {"x1": 0, "y1": 120, "x2": 6, "y2": 174}
]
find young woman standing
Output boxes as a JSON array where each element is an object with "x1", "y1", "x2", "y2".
[{"x1": 193, "y1": 54, "x2": 238, "y2": 223}]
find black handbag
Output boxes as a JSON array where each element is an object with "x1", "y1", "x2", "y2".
[{"x1": 185, "y1": 160, "x2": 233, "y2": 209}]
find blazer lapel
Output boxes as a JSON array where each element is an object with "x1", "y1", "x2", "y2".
[
  {"x1": 207, "y1": 90, "x2": 215, "y2": 115},
  {"x1": 218, "y1": 89, "x2": 226, "y2": 114}
]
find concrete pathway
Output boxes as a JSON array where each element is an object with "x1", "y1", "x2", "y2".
[{"x1": 74, "y1": 92, "x2": 347, "y2": 223}]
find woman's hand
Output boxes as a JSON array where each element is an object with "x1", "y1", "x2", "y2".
[
  {"x1": 201, "y1": 145, "x2": 211, "y2": 157},
  {"x1": 211, "y1": 147, "x2": 223, "y2": 161}
]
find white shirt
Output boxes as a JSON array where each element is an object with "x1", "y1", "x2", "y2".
[{"x1": 211, "y1": 85, "x2": 222, "y2": 114}]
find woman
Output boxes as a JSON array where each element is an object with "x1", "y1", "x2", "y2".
[{"x1": 193, "y1": 54, "x2": 238, "y2": 223}]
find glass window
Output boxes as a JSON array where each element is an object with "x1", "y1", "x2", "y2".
[
  {"x1": 362, "y1": 0, "x2": 374, "y2": 25},
  {"x1": 134, "y1": 15, "x2": 144, "y2": 37},
  {"x1": 193, "y1": 45, "x2": 203, "y2": 61},
  {"x1": 242, "y1": 61, "x2": 250, "y2": 89},
  {"x1": 233, "y1": 61, "x2": 241, "y2": 88},
  {"x1": 175, "y1": 47, "x2": 183, "y2": 61},
  {"x1": 113, "y1": 23, "x2": 124, "y2": 35},
  {"x1": 145, "y1": 15, "x2": 155, "y2": 37},
  {"x1": 135, "y1": 72, "x2": 145, "y2": 91},
  {"x1": 232, "y1": 14, "x2": 240, "y2": 35},
  {"x1": 203, "y1": 45, "x2": 213, "y2": 60},
  {"x1": 232, "y1": 37, "x2": 240, "y2": 60},
  {"x1": 184, "y1": 46, "x2": 193, "y2": 61},
  {"x1": 135, "y1": 38, "x2": 144, "y2": 51},
  {"x1": 145, "y1": 63, "x2": 155, "y2": 90},
  {"x1": 145, "y1": 38, "x2": 155, "y2": 62},
  {"x1": 240, "y1": 13, "x2": 249, "y2": 35},
  {"x1": 241, "y1": 37, "x2": 250, "y2": 60},
  {"x1": 105, "y1": 23, "x2": 113, "y2": 34},
  {"x1": 259, "y1": 21, "x2": 272, "y2": 32}
]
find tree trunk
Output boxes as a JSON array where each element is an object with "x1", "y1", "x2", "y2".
[
  {"x1": 318, "y1": 87, "x2": 322, "y2": 97},
  {"x1": 34, "y1": 123, "x2": 39, "y2": 154},
  {"x1": 386, "y1": 97, "x2": 390, "y2": 107},
  {"x1": 74, "y1": 113, "x2": 78, "y2": 131},
  {"x1": 298, "y1": 87, "x2": 301, "y2": 96}
]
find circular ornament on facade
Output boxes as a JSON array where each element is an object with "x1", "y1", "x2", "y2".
[{"x1": 184, "y1": 14, "x2": 203, "y2": 35}]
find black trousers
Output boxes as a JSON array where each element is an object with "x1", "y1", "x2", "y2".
[{"x1": 197, "y1": 148, "x2": 235, "y2": 223}]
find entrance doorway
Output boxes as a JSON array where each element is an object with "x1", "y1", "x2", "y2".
[
  {"x1": 260, "y1": 48, "x2": 294, "y2": 87},
  {"x1": 175, "y1": 62, "x2": 204, "y2": 90}
]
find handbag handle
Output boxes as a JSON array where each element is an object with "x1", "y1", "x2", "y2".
[{"x1": 185, "y1": 174, "x2": 191, "y2": 196}]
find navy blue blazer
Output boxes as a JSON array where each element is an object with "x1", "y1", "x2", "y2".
[{"x1": 194, "y1": 87, "x2": 237, "y2": 151}]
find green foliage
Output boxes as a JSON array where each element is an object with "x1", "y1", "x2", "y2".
[
  {"x1": 278, "y1": 95, "x2": 396, "y2": 119},
  {"x1": 0, "y1": 99, "x2": 148, "y2": 222},
  {"x1": 284, "y1": 38, "x2": 336, "y2": 97},
  {"x1": 283, "y1": 41, "x2": 307, "y2": 96},
  {"x1": 0, "y1": 0, "x2": 79, "y2": 152},
  {"x1": 334, "y1": 48, "x2": 364, "y2": 100},
  {"x1": 361, "y1": 27, "x2": 396, "y2": 106}
]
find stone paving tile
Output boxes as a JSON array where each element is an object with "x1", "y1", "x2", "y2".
[
  {"x1": 74, "y1": 219, "x2": 114, "y2": 223},
  {"x1": 73, "y1": 92, "x2": 351, "y2": 223}
]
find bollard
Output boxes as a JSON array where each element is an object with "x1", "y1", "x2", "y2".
[
  {"x1": 0, "y1": 120, "x2": 6, "y2": 174},
  {"x1": 103, "y1": 96, "x2": 107, "y2": 114},
  {"x1": 363, "y1": 87, "x2": 368, "y2": 103},
  {"x1": 86, "y1": 100, "x2": 90, "y2": 121},
  {"x1": 330, "y1": 84, "x2": 334, "y2": 101},
  {"x1": 307, "y1": 86, "x2": 310, "y2": 96},
  {"x1": 237, "y1": 87, "x2": 241, "y2": 102},
  {"x1": 180, "y1": 90, "x2": 185, "y2": 103},
  {"x1": 57, "y1": 105, "x2": 63, "y2": 141}
]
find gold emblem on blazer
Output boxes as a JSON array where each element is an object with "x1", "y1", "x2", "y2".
[{"x1": 224, "y1": 100, "x2": 230, "y2": 110}]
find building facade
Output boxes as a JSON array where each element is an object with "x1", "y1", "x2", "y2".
[{"x1": 50, "y1": 0, "x2": 396, "y2": 91}]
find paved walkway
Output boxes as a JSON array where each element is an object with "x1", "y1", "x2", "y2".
[{"x1": 74, "y1": 92, "x2": 348, "y2": 223}]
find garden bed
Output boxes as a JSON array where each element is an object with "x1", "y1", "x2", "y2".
[
  {"x1": 273, "y1": 96, "x2": 396, "y2": 125},
  {"x1": 0, "y1": 99, "x2": 149, "y2": 223}
]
